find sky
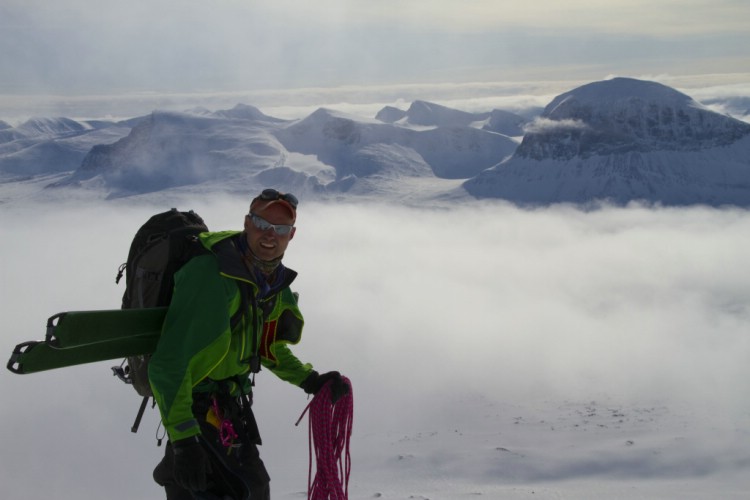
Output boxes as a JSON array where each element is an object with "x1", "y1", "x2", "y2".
[
  {"x1": 2, "y1": 196, "x2": 749, "y2": 498},
  {"x1": 1, "y1": 0, "x2": 749, "y2": 122}
]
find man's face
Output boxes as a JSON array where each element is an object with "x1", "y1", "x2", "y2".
[{"x1": 244, "y1": 204, "x2": 296, "y2": 261}]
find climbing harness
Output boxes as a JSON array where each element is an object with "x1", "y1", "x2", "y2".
[
  {"x1": 296, "y1": 376, "x2": 353, "y2": 500},
  {"x1": 211, "y1": 397, "x2": 240, "y2": 448}
]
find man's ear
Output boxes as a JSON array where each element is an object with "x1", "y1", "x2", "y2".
[
  {"x1": 244, "y1": 214, "x2": 252, "y2": 232},
  {"x1": 289, "y1": 226, "x2": 296, "y2": 240}
]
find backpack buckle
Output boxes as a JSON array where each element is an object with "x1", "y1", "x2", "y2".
[{"x1": 111, "y1": 359, "x2": 132, "y2": 384}]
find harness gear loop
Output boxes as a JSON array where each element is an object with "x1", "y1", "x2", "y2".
[{"x1": 211, "y1": 397, "x2": 239, "y2": 448}]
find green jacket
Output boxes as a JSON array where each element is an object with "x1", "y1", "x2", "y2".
[{"x1": 149, "y1": 230, "x2": 312, "y2": 442}]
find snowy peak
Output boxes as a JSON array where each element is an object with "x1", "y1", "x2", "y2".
[
  {"x1": 1, "y1": 117, "x2": 94, "y2": 145},
  {"x1": 276, "y1": 105, "x2": 518, "y2": 181},
  {"x1": 67, "y1": 108, "x2": 292, "y2": 197},
  {"x1": 484, "y1": 109, "x2": 527, "y2": 137},
  {"x1": 548, "y1": 77, "x2": 693, "y2": 110},
  {"x1": 212, "y1": 103, "x2": 287, "y2": 123},
  {"x1": 403, "y1": 100, "x2": 487, "y2": 127},
  {"x1": 376, "y1": 100, "x2": 526, "y2": 137},
  {"x1": 0, "y1": 116, "x2": 131, "y2": 178},
  {"x1": 279, "y1": 108, "x2": 383, "y2": 147},
  {"x1": 16, "y1": 117, "x2": 90, "y2": 137},
  {"x1": 374, "y1": 105, "x2": 406, "y2": 123},
  {"x1": 518, "y1": 77, "x2": 750, "y2": 160},
  {"x1": 276, "y1": 107, "x2": 430, "y2": 180},
  {"x1": 464, "y1": 78, "x2": 750, "y2": 206}
]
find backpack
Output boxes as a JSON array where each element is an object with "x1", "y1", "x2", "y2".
[{"x1": 112, "y1": 208, "x2": 209, "y2": 431}]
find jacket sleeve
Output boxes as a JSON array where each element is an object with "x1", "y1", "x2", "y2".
[
  {"x1": 148, "y1": 255, "x2": 236, "y2": 442},
  {"x1": 264, "y1": 342, "x2": 313, "y2": 386},
  {"x1": 260, "y1": 288, "x2": 314, "y2": 386}
]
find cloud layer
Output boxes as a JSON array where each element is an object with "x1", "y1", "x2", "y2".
[{"x1": 1, "y1": 196, "x2": 749, "y2": 497}]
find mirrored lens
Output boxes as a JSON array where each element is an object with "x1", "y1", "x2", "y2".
[{"x1": 250, "y1": 214, "x2": 293, "y2": 235}]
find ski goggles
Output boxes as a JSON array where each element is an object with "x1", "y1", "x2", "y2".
[
  {"x1": 257, "y1": 189, "x2": 298, "y2": 209},
  {"x1": 249, "y1": 213, "x2": 295, "y2": 235}
]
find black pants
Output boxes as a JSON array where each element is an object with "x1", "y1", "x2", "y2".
[{"x1": 153, "y1": 393, "x2": 270, "y2": 500}]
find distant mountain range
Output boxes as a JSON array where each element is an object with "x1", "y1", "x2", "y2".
[{"x1": 2, "y1": 77, "x2": 749, "y2": 206}]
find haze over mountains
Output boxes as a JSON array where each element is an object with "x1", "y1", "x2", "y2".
[{"x1": 1, "y1": 77, "x2": 749, "y2": 206}]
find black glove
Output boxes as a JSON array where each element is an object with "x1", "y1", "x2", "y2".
[
  {"x1": 172, "y1": 436, "x2": 211, "y2": 492},
  {"x1": 301, "y1": 370, "x2": 350, "y2": 403}
]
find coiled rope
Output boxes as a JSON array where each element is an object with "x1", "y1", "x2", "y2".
[{"x1": 295, "y1": 376, "x2": 353, "y2": 500}]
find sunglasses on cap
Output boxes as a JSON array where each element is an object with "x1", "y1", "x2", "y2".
[
  {"x1": 257, "y1": 188, "x2": 298, "y2": 209},
  {"x1": 249, "y1": 213, "x2": 295, "y2": 235}
]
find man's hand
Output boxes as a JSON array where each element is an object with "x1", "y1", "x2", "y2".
[
  {"x1": 302, "y1": 370, "x2": 350, "y2": 403},
  {"x1": 172, "y1": 436, "x2": 211, "y2": 491}
]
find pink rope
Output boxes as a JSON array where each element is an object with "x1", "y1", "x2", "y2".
[{"x1": 296, "y1": 376, "x2": 353, "y2": 500}]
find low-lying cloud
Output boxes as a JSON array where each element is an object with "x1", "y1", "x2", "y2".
[
  {"x1": 2, "y1": 196, "x2": 749, "y2": 497},
  {"x1": 523, "y1": 117, "x2": 590, "y2": 134},
  {"x1": 7, "y1": 196, "x2": 748, "y2": 407}
]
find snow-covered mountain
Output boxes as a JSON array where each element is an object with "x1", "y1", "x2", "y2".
[
  {"x1": 0, "y1": 117, "x2": 132, "y2": 177},
  {"x1": 57, "y1": 105, "x2": 305, "y2": 197},
  {"x1": 48, "y1": 102, "x2": 518, "y2": 199},
  {"x1": 275, "y1": 107, "x2": 518, "y2": 180},
  {"x1": 2, "y1": 78, "x2": 750, "y2": 207},
  {"x1": 463, "y1": 78, "x2": 750, "y2": 206},
  {"x1": 375, "y1": 99, "x2": 527, "y2": 137}
]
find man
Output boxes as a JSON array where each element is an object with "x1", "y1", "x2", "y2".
[{"x1": 150, "y1": 189, "x2": 348, "y2": 500}]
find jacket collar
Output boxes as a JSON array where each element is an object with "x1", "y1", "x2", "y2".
[{"x1": 209, "y1": 232, "x2": 297, "y2": 294}]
